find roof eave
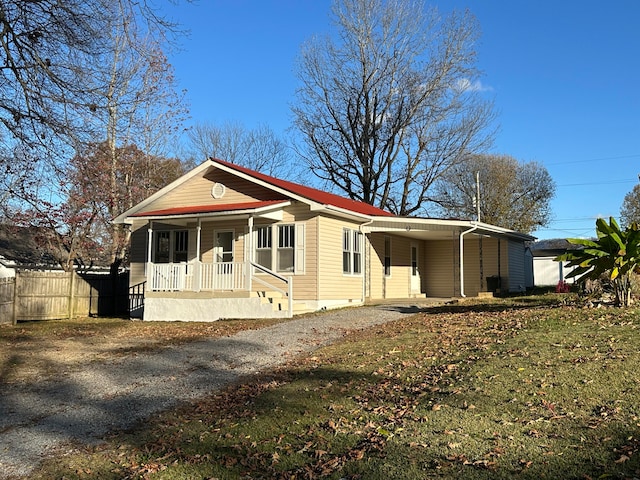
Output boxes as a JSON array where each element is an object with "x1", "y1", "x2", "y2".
[{"x1": 123, "y1": 201, "x2": 291, "y2": 224}]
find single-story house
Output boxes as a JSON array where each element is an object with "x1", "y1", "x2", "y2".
[
  {"x1": 114, "y1": 158, "x2": 535, "y2": 321},
  {"x1": 0, "y1": 224, "x2": 63, "y2": 276}
]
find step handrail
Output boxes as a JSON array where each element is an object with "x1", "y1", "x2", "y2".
[{"x1": 250, "y1": 261, "x2": 293, "y2": 317}]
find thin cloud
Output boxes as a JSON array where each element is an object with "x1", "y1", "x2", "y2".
[{"x1": 455, "y1": 78, "x2": 493, "y2": 93}]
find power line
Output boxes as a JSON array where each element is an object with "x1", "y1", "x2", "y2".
[
  {"x1": 546, "y1": 154, "x2": 640, "y2": 166},
  {"x1": 557, "y1": 178, "x2": 636, "y2": 187},
  {"x1": 546, "y1": 217, "x2": 604, "y2": 224}
]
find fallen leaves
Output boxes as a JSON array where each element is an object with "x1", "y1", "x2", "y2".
[{"x1": 25, "y1": 298, "x2": 640, "y2": 479}]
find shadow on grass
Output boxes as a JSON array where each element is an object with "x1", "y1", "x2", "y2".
[
  {"x1": 377, "y1": 295, "x2": 567, "y2": 316},
  {"x1": 89, "y1": 362, "x2": 640, "y2": 480}
]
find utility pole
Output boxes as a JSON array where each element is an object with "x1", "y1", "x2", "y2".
[{"x1": 475, "y1": 171, "x2": 480, "y2": 222}]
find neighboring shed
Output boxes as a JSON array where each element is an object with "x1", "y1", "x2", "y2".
[{"x1": 531, "y1": 238, "x2": 584, "y2": 286}]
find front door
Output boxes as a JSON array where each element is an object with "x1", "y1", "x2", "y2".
[
  {"x1": 215, "y1": 231, "x2": 234, "y2": 262},
  {"x1": 214, "y1": 230, "x2": 235, "y2": 289},
  {"x1": 410, "y1": 243, "x2": 421, "y2": 294}
]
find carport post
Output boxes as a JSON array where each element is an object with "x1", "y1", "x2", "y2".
[{"x1": 459, "y1": 224, "x2": 478, "y2": 297}]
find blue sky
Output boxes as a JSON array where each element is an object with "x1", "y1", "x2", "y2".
[{"x1": 162, "y1": 0, "x2": 639, "y2": 240}]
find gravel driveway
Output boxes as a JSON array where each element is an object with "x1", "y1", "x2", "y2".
[{"x1": 0, "y1": 303, "x2": 432, "y2": 478}]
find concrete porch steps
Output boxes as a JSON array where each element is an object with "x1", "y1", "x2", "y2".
[{"x1": 253, "y1": 290, "x2": 315, "y2": 315}]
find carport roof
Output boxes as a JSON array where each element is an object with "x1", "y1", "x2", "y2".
[{"x1": 363, "y1": 217, "x2": 536, "y2": 242}]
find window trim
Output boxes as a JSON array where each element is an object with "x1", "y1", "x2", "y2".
[{"x1": 255, "y1": 225, "x2": 273, "y2": 270}]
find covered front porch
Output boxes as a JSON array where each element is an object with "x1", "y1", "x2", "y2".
[{"x1": 133, "y1": 201, "x2": 299, "y2": 319}]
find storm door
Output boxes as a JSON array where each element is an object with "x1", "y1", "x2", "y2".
[{"x1": 214, "y1": 230, "x2": 235, "y2": 288}]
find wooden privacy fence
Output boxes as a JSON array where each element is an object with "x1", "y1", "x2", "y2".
[{"x1": 0, "y1": 271, "x2": 129, "y2": 325}]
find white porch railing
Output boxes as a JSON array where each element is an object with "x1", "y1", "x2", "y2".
[
  {"x1": 147, "y1": 261, "x2": 293, "y2": 317},
  {"x1": 149, "y1": 263, "x2": 193, "y2": 291},
  {"x1": 149, "y1": 262, "x2": 245, "y2": 291},
  {"x1": 200, "y1": 261, "x2": 246, "y2": 290}
]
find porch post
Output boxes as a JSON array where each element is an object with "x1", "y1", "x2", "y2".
[
  {"x1": 246, "y1": 216, "x2": 253, "y2": 291},
  {"x1": 146, "y1": 221, "x2": 154, "y2": 287},
  {"x1": 195, "y1": 219, "x2": 202, "y2": 292}
]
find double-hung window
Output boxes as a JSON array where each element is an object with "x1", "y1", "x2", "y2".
[
  {"x1": 255, "y1": 226, "x2": 272, "y2": 269},
  {"x1": 153, "y1": 230, "x2": 188, "y2": 263},
  {"x1": 343, "y1": 229, "x2": 363, "y2": 275},
  {"x1": 254, "y1": 224, "x2": 303, "y2": 274},
  {"x1": 277, "y1": 224, "x2": 295, "y2": 272}
]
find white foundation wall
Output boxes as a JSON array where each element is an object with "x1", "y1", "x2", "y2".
[{"x1": 143, "y1": 297, "x2": 290, "y2": 321}]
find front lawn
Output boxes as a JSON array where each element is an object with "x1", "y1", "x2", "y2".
[{"x1": 24, "y1": 297, "x2": 640, "y2": 479}]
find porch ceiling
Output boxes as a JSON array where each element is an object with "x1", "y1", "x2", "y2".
[{"x1": 365, "y1": 224, "x2": 461, "y2": 241}]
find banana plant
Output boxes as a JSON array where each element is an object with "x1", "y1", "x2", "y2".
[{"x1": 555, "y1": 217, "x2": 640, "y2": 307}]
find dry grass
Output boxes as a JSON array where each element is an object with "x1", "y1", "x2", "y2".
[{"x1": 0, "y1": 316, "x2": 288, "y2": 384}]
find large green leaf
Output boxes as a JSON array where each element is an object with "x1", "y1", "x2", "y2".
[
  {"x1": 566, "y1": 238, "x2": 598, "y2": 248},
  {"x1": 555, "y1": 217, "x2": 640, "y2": 305}
]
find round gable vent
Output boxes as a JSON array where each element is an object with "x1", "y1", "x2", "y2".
[{"x1": 211, "y1": 182, "x2": 226, "y2": 199}]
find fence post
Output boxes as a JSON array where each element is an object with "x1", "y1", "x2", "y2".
[{"x1": 11, "y1": 273, "x2": 18, "y2": 325}]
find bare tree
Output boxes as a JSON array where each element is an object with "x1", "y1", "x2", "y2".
[
  {"x1": 0, "y1": 1, "x2": 103, "y2": 147},
  {"x1": 292, "y1": 0, "x2": 495, "y2": 215},
  {"x1": 620, "y1": 183, "x2": 640, "y2": 228},
  {"x1": 0, "y1": 1, "x2": 182, "y2": 157},
  {"x1": 78, "y1": 2, "x2": 189, "y2": 265},
  {"x1": 434, "y1": 154, "x2": 555, "y2": 233},
  {"x1": 0, "y1": 0, "x2": 189, "y2": 268},
  {"x1": 187, "y1": 121, "x2": 290, "y2": 177}
]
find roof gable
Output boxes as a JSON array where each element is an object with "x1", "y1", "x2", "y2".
[
  {"x1": 212, "y1": 159, "x2": 394, "y2": 217},
  {"x1": 115, "y1": 158, "x2": 393, "y2": 223}
]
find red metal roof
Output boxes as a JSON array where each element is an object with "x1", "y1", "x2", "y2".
[
  {"x1": 132, "y1": 200, "x2": 287, "y2": 218},
  {"x1": 213, "y1": 158, "x2": 394, "y2": 217}
]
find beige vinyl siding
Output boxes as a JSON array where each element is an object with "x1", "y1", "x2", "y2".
[
  {"x1": 474, "y1": 236, "x2": 510, "y2": 293},
  {"x1": 423, "y1": 239, "x2": 457, "y2": 298},
  {"x1": 129, "y1": 219, "x2": 149, "y2": 288},
  {"x1": 200, "y1": 223, "x2": 214, "y2": 263},
  {"x1": 246, "y1": 202, "x2": 318, "y2": 301},
  {"x1": 482, "y1": 237, "x2": 509, "y2": 291},
  {"x1": 384, "y1": 235, "x2": 413, "y2": 298},
  {"x1": 366, "y1": 233, "x2": 419, "y2": 299},
  {"x1": 317, "y1": 216, "x2": 365, "y2": 301},
  {"x1": 273, "y1": 203, "x2": 318, "y2": 300},
  {"x1": 461, "y1": 237, "x2": 481, "y2": 296},
  {"x1": 459, "y1": 235, "x2": 512, "y2": 296},
  {"x1": 141, "y1": 167, "x2": 287, "y2": 212}
]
